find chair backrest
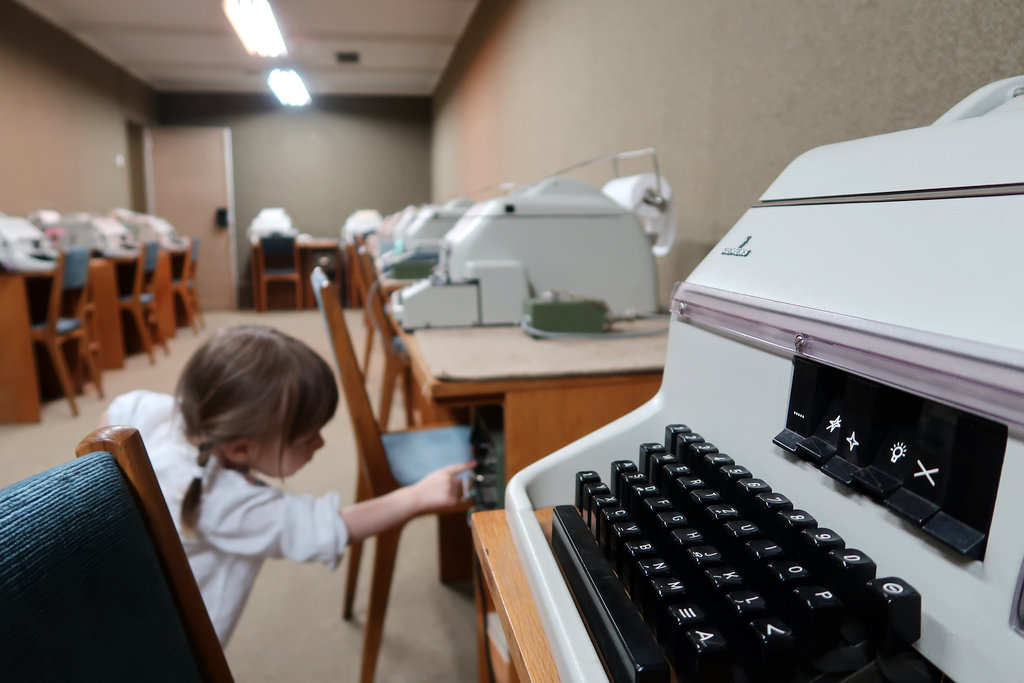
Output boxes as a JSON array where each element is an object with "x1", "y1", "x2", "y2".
[
  {"x1": 260, "y1": 235, "x2": 297, "y2": 272},
  {"x1": 36, "y1": 251, "x2": 66, "y2": 332},
  {"x1": 60, "y1": 247, "x2": 92, "y2": 322},
  {"x1": 143, "y1": 240, "x2": 160, "y2": 274},
  {"x1": 0, "y1": 426, "x2": 232, "y2": 682},
  {"x1": 61, "y1": 247, "x2": 90, "y2": 291},
  {"x1": 311, "y1": 267, "x2": 398, "y2": 493}
]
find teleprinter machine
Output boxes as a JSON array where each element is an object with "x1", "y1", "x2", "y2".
[
  {"x1": 505, "y1": 75, "x2": 1024, "y2": 683},
  {"x1": 390, "y1": 174, "x2": 663, "y2": 329}
]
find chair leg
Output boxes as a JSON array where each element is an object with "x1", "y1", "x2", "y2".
[
  {"x1": 43, "y1": 339, "x2": 78, "y2": 417},
  {"x1": 361, "y1": 312, "x2": 375, "y2": 373},
  {"x1": 79, "y1": 335, "x2": 104, "y2": 398},
  {"x1": 358, "y1": 525, "x2": 403, "y2": 683},
  {"x1": 128, "y1": 305, "x2": 156, "y2": 364},
  {"x1": 295, "y1": 279, "x2": 302, "y2": 310},
  {"x1": 400, "y1": 365, "x2": 414, "y2": 427},
  {"x1": 379, "y1": 355, "x2": 398, "y2": 431},
  {"x1": 147, "y1": 305, "x2": 170, "y2": 356},
  {"x1": 343, "y1": 472, "x2": 372, "y2": 620},
  {"x1": 174, "y1": 288, "x2": 196, "y2": 334},
  {"x1": 190, "y1": 286, "x2": 205, "y2": 329}
]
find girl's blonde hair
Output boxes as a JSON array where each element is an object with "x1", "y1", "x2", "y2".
[{"x1": 177, "y1": 324, "x2": 339, "y2": 534}]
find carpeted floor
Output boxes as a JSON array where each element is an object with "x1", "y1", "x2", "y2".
[{"x1": 0, "y1": 308, "x2": 477, "y2": 682}]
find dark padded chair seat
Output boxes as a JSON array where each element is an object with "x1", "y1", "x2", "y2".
[{"x1": 0, "y1": 452, "x2": 203, "y2": 682}]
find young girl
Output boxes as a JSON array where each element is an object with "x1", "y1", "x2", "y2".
[{"x1": 102, "y1": 324, "x2": 474, "y2": 644}]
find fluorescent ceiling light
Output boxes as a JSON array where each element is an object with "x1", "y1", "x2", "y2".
[
  {"x1": 223, "y1": 0, "x2": 287, "y2": 58},
  {"x1": 268, "y1": 69, "x2": 311, "y2": 106}
]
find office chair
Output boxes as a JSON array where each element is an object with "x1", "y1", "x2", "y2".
[
  {"x1": 29, "y1": 248, "x2": 104, "y2": 416},
  {"x1": 171, "y1": 236, "x2": 205, "y2": 334},
  {"x1": 311, "y1": 267, "x2": 473, "y2": 683},
  {"x1": 257, "y1": 234, "x2": 301, "y2": 311},
  {"x1": 0, "y1": 425, "x2": 232, "y2": 681},
  {"x1": 118, "y1": 241, "x2": 167, "y2": 363}
]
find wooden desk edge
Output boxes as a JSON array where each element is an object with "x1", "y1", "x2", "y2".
[{"x1": 472, "y1": 508, "x2": 559, "y2": 683}]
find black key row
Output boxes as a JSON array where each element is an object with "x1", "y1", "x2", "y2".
[{"x1": 564, "y1": 426, "x2": 924, "y2": 682}]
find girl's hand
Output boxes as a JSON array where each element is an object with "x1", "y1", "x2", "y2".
[{"x1": 414, "y1": 460, "x2": 477, "y2": 512}]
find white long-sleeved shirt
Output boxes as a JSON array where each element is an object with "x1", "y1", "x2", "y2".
[{"x1": 106, "y1": 390, "x2": 349, "y2": 644}]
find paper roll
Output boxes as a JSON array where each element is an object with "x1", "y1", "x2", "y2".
[{"x1": 602, "y1": 173, "x2": 676, "y2": 257}]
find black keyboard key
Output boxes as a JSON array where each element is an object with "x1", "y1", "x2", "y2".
[
  {"x1": 864, "y1": 577, "x2": 921, "y2": 652},
  {"x1": 686, "y1": 488, "x2": 723, "y2": 517},
  {"x1": 644, "y1": 577, "x2": 689, "y2": 634},
  {"x1": 720, "y1": 520, "x2": 761, "y2": 556},
  {"x1": 669, "y1": 476, "x2": 710, "y2": 511},
  {"x1": 652, "y1": 511, "x2": 689, "y2": 549},
  {"x1": 733, "y1": 478, "x2": 772, "y2": 512},
  {"x1": 639, "y1": 497, "x2": 674, "y2": 534},
  {"x1": 583, "y1": 482, "x2": 611, "y2": 526},
  {"x1": 764, "y1": 561, "x2": 811, "y2": 605},
  {"x1": 551, "y1": 505, "x2": 670, "y2": 682},
  {"x1": 631, "y1": 557, "x2": 672, "y2": 607},
  {"x1": 598, "y1": 507, "x2": 631, "y2": 552},
  {"x1": 611, "y1": 461, "x2": 639, "y2": 498},
  {"x1": 647, "y1": 453, "x2": 681, "y2": 490},
  {"x1": 825, "y1": 548, "x2": 877, "y2": 610},
  {"x1": 699, "y1": 452, "x2": 735, "y2": 478},
  {"x1": 741, "y1": 539, "x2": 786, "y2": 590},
  {"x1": 680, "y1": 545, "x2": 724, "y2": 582},
  {"x1": 575, "y1": 470, "x2": 600, "y2": 510},
  {"x1": 722, "y1": 589, "x2": 769, "y2": 629},
  {"x1": 742, "y1": 617, "x2": 798, "y2": 683},
  {"x1": 639, "y1": 442, "x2": 667, "y2": 478},
  {"x1": 619, "y1": 472, "x2": 648, "y2": 512},
  {"x1": 683, "y1": 441, "x2": 719, "y2": 469},
  {"x1": 787, "y1": 585, "x2": 844, "y2": 655},
  {"x1": 774, "y1": 509, "x2": 817, "y2": 549},
  {"x1": 664, "y1": 424, "x2": 693, "y2": 454},
  {"x1": 628, "y1": 483, "x2": 662, "y2": 519},
  {"x1": 610, "y1": 521, "x2": 644, "y2": 574},
  {"x1": 622, "y1": 540, "x2": 658, "y2": 593},
  {"x1": 751, "y1": 492, "x2": 793, "y2": 527},
  {"x1": 921, "y1": 511, "x2": 987, "y2": 559},
  {"x1": 590, "y1": 493, "x2": 619, "y2": 536},
  {"x1": 702, "y1": 566, "x2": 745, "y2": 600},
  {"x1": 796, "y1": 527, "x2": 845, "y2": 575},
  {"x1": 672, "y1": 626, "x2": 730, "y2": 683},
  {"x1": 714, "y1": 464, "x2": 752, "y2": 492}
]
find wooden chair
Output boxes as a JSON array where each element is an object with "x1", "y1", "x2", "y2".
[
  {"x1": 118, "y1": 241, "x2": 168, "y2": 363},
  {"x1": 363, "y1": 275, "x2": 414, "y2": 429},
  {"x1": 0, "y1": 425, "x2": 232, "y2": 681},
  {"x1": 171, "y1": 236, "x2": 205, "y2": 334},
  {"x1": 311, "y1": 267, "x2": 473, "y2": 683},
  {"x1": 29, "y1": 248, "x2": 104, "y2": 416},
  {"x1": 257, "y1": 235, "x2": 301, "y2": 311}
]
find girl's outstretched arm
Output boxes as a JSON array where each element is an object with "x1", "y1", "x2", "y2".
[{"x1": 339, "y1": 460, "x2": 476, "y2": 542}]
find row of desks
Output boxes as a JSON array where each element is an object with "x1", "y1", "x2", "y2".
[{"x1": 0, "y1": 250, "x2": 185, "y2": 423}]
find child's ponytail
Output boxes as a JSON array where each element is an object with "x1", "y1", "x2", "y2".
[{"x1": 180, "y1": 443, "x2": 212, "y2": 536}]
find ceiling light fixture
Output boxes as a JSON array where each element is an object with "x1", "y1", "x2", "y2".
[
  {"x1": 268, "y1": 68, "x2": 311, "y2": 106},
  {"x1": 223, "y1": 0, "x2": 288, "y2": 58}
]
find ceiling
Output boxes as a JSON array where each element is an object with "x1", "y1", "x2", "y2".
[{"x1": 15, "y1": 0, "x2": 480, "y2": 97}]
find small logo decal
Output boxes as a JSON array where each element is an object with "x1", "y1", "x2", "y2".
[{"x1": 721, "y1": 235, "x2": 752, "y2": 257}]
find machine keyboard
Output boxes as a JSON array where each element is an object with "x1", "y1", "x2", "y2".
[{"x1": 552, "y1": 424, "x2": 928, "y2": 683}]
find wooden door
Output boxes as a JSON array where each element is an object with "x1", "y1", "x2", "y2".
[{"x1": 146, "y1": 126, "x2": 237, "y2": 311}]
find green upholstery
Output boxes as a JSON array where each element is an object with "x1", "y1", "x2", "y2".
[{"x1": 0, "y1": 452, "x2": 203, "y2": 682}]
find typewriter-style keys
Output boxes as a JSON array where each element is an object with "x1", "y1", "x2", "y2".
[
  {"x1": 787, "y1": 585, "x2": 844, "y2": 655},
  {"x1": 742, "y1": 617, "x2": 798, "y2": 683},
  {"x1": 575, "y1": 470, "x2": 600, "y2": 510},
  {"x1": 825, "y1": 548, "x2": 877, "y2": 608},
  {"x1": 673, "y1": 625, "x2": 730, "y2": 683},
  {"x1": 796, "y1": 527, "x2": 845, "y2": 576},
  {"x1": 864, "y1": 577, "x2": 921, "y2": 652},
  {"x1": 639, "y1": 442, "x2": 667, "y2": 478},
  {"x1": 610, "y1": 460, "x2": 638, "y2": 498}
]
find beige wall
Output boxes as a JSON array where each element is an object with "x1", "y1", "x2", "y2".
[
  {"x1": 433, "y1": 0, "x2": 1024, "y2": 301},
  {"x1": 0, "y1": 0, "x2": 155, "y2": 215},
  {"x1": 157, "y1": 93, "x2": 432, "y2": 303}
]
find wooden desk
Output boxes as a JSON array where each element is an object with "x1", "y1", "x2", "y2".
[
  {"x1": 0, "y1": 272, "x2": 41, "y2": 423},
  {"x1": 472, "y1": 508, "x2": 558, "y2": 683},
  {"x1": 88, "y1": 258, "x2": 125, "y2": 370},
  {"x1": 404, "y1": 320, "x2": 667, "y2": 481}
]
